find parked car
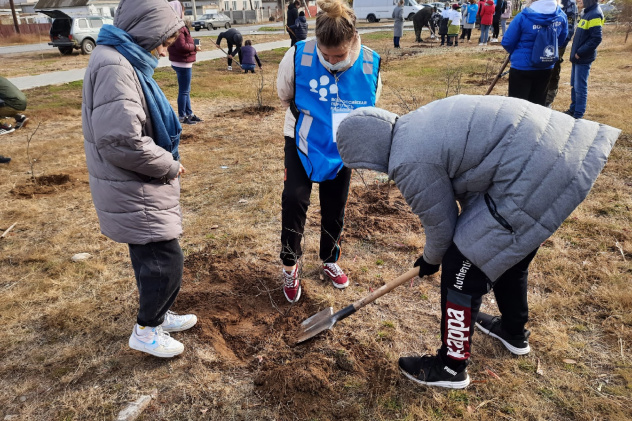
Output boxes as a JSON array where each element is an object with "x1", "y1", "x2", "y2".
[
  {"x1": 39, "y1": 10, "x2": 112, "y2": 55},
  {"x1": 353, "y1": 0, "x2": 423, "y2": 23},
  {"x1": 426, "y1": 2, "x2": 448, "y2": 11},
  {"x1": 192, "y1": 13, "x2": 232, "y2": 31},
  {"x1": 600, "y1": 0, "x2": 621, "y2": 21}
]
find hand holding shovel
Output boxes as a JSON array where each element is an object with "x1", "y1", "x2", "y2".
[{"x1": 296, "y1": 267, "x2": 421, "y2": 343}]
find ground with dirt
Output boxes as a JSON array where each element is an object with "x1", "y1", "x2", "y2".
[{"x1": 0, "y1": 26, "x2": 631, "y2": 421}]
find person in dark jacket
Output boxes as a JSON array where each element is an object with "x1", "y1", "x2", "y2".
[
  {"x1": 336, "y1": 96, "x2": 620, "y2": 389},
  {"x1": 289, "y1": 11, "x2": 309, "y2": 42},
  {"x1": 545, "y1": 0, "x2": 578, "y2": 107},
  {"x1": 490, "y1": 0, "x2": 506, "y2": 42},
  {"x1": 168, "y1": 1, "x2": 202, "y2": 125},
  {"x1": 238, "y1": 40, "x2": 263, "y2": 73},
  {"x1": 413, "y1": 7, "x2": 433, "y2": 42},
  {"x1": 287, "y1": 0, "x2": 300, "y2": 46},
  {"x1": 564, "y1": 0, "x2": 603, "y2": 119},
  {"x1": 501, "y1": 0, "x2": 568, "y2": 106},
  {"x1": 439, "y1": 5, "x2": 450, "y2": 46},
  {"x1": 216, "y1": 28, "x2": 243, "y2": 70},
  {"x1": 0, "y1": 76, "x2": 29, "y2": 134}
]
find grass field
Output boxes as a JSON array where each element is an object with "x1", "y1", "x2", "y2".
[{"x1": 0, "y1": 25, "x2": 631, "y2": 420}]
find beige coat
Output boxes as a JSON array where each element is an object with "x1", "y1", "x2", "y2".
[{"x1": 82, "y1": 0, "x2": 184, "y2": 245}]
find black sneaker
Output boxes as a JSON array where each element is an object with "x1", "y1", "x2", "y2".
[
  {"x1": 188, "y1": 114, "x2": 203, "y2": 122},
  {"x1": 475, "y1": 312, "x2": 531, "y2": 355},
  {"x1": 563, "y1": 109, "x2": 574, "y2": 117},
  {"x1": 14, "y1": 114, "x2": 29, "y2": 129},
  {"x1": 398, "y1": 355, "x2": 470, "y2": 389},
  {"x1": 182, "y1": 116, "x2": 197, "y2": 125},
  {"x1": 0, "y1": 121, "x2": 14, "y2": 136},
  {"x1": 0, "y1": 155, "x2": 11, "y2": 164}
]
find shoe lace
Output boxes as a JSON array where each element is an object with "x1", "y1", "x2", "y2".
[
  {"x1": 283, "y1": 268, "x2": 297, "y2": 288},
  {"x1": 324, "y1": 263, "x2": 343, "y2": 277},
  {"x1": 154, "y1": 326, "x2": 173, "y2": 346}
]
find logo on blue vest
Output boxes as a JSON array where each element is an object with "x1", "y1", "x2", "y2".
[{"x1": 309, "y1": 75, "x2": 338, "y2": 101}]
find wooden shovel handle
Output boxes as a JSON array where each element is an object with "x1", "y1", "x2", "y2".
[
  {"x1": 351, "y1": 267, "x2": 421, "y2": 311},
  {"x1": 485, "y1": 54, "x2": 510, "y2": 96}
]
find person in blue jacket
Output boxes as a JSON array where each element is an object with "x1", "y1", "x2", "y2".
[
  {"x1": 564, "y1": 0, "x2": 603, "y2": 119},
  {"x1": 501, "y1": 0, "x2": 567, "y2": 106},
  {"x1": 276, "y1": 0, "x2": 381, "y2": 303},
  {"x1": 545, "y1": 0, "x2": 578, "y2": 106}
]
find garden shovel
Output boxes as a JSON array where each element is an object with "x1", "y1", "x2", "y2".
[{"x1": 296, "y1": 267, "x2": 421, "y2": 344}]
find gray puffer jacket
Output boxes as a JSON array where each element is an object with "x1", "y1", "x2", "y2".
[
  {"x1": 82, "y1": 0, "x2": 184, "y2": 245},
  {"x1": 337, "y1": 95, "x2": 620, "y2": 281}
]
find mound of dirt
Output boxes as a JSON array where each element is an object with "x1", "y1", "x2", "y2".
[
  {"x1": 344, "y1": 184, "x2": 422, "y2": 241},
  {"x1": 215, "y1": 105, "x2": 276, "y2": 119},
  {"x1": 175, "y1": 246, "x2": 401, "y2": 420},
  {"x1": 10, "y1": 173, "x2": 82, "y2": 198}
]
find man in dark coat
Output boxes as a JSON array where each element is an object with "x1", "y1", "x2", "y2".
[
  {"x1": 413, "y1": 7, "x2": 434, "y2": 42},
  {"x1": 216, "y1": 27, "x2": 243, "y2": 70},
  {"x1": 287, "y1": 0, "x2": 300, "y2": 46}
]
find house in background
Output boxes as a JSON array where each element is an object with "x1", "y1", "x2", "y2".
[{"x1": 34, "y1": 0, "x2": 120, "y2": 17}]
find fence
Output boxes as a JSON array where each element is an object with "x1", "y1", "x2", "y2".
[{"x1": 0, "y1": 23, "x2": 51, "y2": 37}]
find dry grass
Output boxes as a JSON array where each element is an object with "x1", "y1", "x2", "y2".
[
  {"x1": 0, "y1": 32, "x2": 49, "y2": 46},
  {"x1": 0, "y1": 26, "x2": 631, "y2": 420}
]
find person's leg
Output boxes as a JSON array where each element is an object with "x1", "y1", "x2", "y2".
[
  {"x1": 500, "y1": 19, "x2": 507, "y2": 36},
  {"x1": 441, "y1": 34, "x2": 446, "y2": 45},
  {"x1": 128, "y1": 239, "x2": 184, "y2": 328},
  {"x1": 491, "y1": 248, "x2": 538, "y2": 336},
  {"x1": 447, "y1": 35, "x2": 453, "y2": 46},
  {"x1": 318, "y1": 166, "x2": 352, "y2": 264},
  {"x1": 492, "y1": 20, "x2": 499, "y2": 39},
  {"x1": 438, "y1": 243, "x2": 490, "y2": 370},
  {"x1": 227, "y1": 43, "x2": 234, "y2": 68},
  {"x1": 528, "y1": 68, "x2": 553, "y2": 106},
  {"x1": 568, "y1": 62, "x2": 577, "y2": 115},
  {"x1": 482, "y1": 25, "x2": 490, "y2": 43},
  {"x1": 544, "y1": 45, "x2": 566, "y2": 107},
  {"x1": 172, "y1": 66, "x2": 190, "y2": 119},
  {"x1": 280, "y1": 136, "x2": 313, "y2": 267},
  {"x1": 508, "y1": 68, "x2": 533, "y2": 101},
  {"x1": 572, "y1": 63, "x2": 591, "y2": 118},
  {"x1": 290, "y1": 35, "x2": 297, "y2": 47}
]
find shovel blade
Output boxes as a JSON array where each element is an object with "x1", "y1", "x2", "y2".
[{"x1": 296, "y1": 307, "x2": 336, "y2": 344}]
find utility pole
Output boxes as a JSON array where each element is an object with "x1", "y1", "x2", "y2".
[
  {"x1": 190, "y1": 0, "x2": 197, "y2": 19},
  {"x1": 9, "y1": 0, "x2": 20, "y2": 34}
]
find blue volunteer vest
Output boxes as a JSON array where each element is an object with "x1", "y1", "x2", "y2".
[{"x1": 293, "y1": 39, "x2": 380, "y2": 182}]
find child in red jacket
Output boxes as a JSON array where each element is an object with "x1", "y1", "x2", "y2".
[{"x1": 478, "y1": 0, "x2": 495, "y2": 45}]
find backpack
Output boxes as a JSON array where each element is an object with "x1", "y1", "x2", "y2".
[{"x1": 530, "y1": 21, "x2": 559, "y2": 68}]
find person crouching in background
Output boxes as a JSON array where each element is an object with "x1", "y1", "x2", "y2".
[{"x1": 239, "y1": 40, "x2": 263, "y2": 73}]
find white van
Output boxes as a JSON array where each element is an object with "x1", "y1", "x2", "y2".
[{"x1": 353, "y1": 0, "x2": 423, "y2": 23}]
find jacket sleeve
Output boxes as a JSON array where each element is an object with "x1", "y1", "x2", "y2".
[
  {"x1": 576, "y1": 19, "x2": 603, "y2": 58},
  {"x1": 216, "y1": 31, "x2": 225, "y2": 45},
  {"x1": 501, "y1": 13, "x2": 521, "y2": 53},
  {"x1": 255, "y1": 52, "x2": 262, "y2": 67},
  {"x1": 89, "y1": 63, "x2": 179, "y2": 179},
  {"x1": 393, "y1": 162, "x2": 459, "y2": 265},
  {"x1": 277, "y1": 47, "x2": 296, "y2": 109}
]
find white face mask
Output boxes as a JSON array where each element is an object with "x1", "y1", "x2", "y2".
[{"x1": 316, "y1": 47, "x2": 351, "y2": 72}]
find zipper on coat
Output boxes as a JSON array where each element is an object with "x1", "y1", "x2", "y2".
[{"x1": 484, "y1": 193, "x2": 514, "y2": 234}]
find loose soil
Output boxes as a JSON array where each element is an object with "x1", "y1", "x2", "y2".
[
  {"x1": 10, "y1": 172, "x2": 86, "y2": 198},
  {"x1": 345, "y1": 183, "x2": 422, "y2": 241},
  {"x1": 215, "y1": 105, "x2": 276, "y2": 119},
  {"x1": 175, "y1": 245, "x2": 399, "y2": 420}
]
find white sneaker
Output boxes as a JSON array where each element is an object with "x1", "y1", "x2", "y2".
[
  {"x1": 491, "y1": 38, "x2": 498, "y2": 43},
  {"x1": 227, "y1": 65, "x2": 232, "y2": 71},
  {"x1": 161, "y1": 310, "x2": 197, "y2": 332},
  {"x1": 478, "y1": 42, "x2": 484, "y2": 46},
  {"x1": 129, "y1": 325, "x2": 184, "y2": 358}
]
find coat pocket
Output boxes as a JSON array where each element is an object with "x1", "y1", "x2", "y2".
[{"x1": 484, "y1": 193, "x2": 514, "y2": 233}]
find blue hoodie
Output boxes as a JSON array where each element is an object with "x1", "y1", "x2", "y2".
[{"x1": 501, "y1": 1, "x2": 568, "y2": 71}]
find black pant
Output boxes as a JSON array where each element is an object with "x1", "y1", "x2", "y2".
[
  {"x1": 508, "y1": 67, "x2": 553, "y2": 106},
  {"x1": 460, "y1": 28, "x2": 471, "y2": 40},
  {"x1": 440, "y1": 34, "x2": 447, "y2": 45},
  {"x1": 492, "y1": 18, "x2": 500, "y2": 38},
  {"x1": 129, "y1": 239, "x2": 184, "y2": 327},
  {"x1": 280, "y1": 136, "x2": 352, "y2": 266},
  {"x1": 227, "y1": 43, "x2": 241, "y2": 67},
  {"x1": 447, "y1": 35, "x2": 458, "y2": 46},
  {"x1": 290, "y1": 34, "x2": 297, "y2": 47},
  {"x1": 545, "y1": 45, "x2": 567, "y2": 107},
  {"x1": 438, "y1": 243, "x2": 538, "y2": 369}
]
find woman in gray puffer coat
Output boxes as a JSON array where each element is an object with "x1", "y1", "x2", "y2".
[
  {"x1": 82, "y1": 0, "x2": 197, "y2": 359},
  {"x1": 392, "y1": 0, "x2": 405, "y2": 48},
  {"x1": 337, "y1": 95, "x2": 620, "y2": 389}
]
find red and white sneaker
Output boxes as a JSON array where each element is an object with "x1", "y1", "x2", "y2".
[
  {"x1": 283, "y1": 266, "x2": 301, "y2": 303},
  {"x1": 322, "y1": 263, "x2": 349, "y2": 289}
]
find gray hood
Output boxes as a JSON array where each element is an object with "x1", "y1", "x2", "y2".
[
  {"x1": 114, "y1": 0, "x2": 184, "y2": 51},
  {"x1": 336, "y1": 107, "x2": 399, "y2": 174}
]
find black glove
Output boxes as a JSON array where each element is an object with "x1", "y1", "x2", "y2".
[{"x1": 414, "y1": 255, "x2": 440, "y2": 277}]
